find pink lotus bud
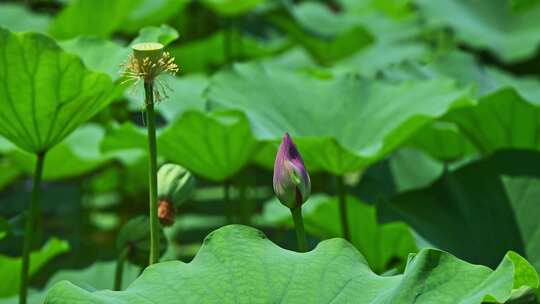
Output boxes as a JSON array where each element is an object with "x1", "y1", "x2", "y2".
[{"x1": 273, "y1": 133, "x2": 311, "y2": 208}]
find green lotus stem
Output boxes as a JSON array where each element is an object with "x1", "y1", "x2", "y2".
[
  {"x1": 19, "y1": 151, "x2": 46, "y2": 304},
  {"x1": 337, "y1": 176, "x2": 351, "y2": 241},
  {"x1": 290, "y1": 206, "x2": 307, "y2": 252},
  {"x1": 144, "y1": 82, "x2": 160, "y2": 265},
  {"x1": 114, "y1": 247, "x2": 130, "y2": 291}
]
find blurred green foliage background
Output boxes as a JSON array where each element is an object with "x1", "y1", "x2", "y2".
[{"x1": 3, "y1": 0, "x2": 540, "y2": 302}]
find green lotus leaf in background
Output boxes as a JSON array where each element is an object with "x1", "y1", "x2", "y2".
[
  {"x1": 0, "y1": 157, "x2": 22, "y2": 191},
  {"x1": 5, "y1": 124, "x2": 110, "y2": 180},
  {"x1": 169, "y1": 30, "x2": 288, "y2": 74},
  {"x1": 339, "y1": 0, "x2": 415, "y2": 18},
  {"x1": 0, "y1": 261, "x2": 140, "y2": 304},
  {"x1": 127, "y1": 75, "x2": 208, "y2": 122},
  {"x1": 287, "y1": 2, "x2": 360, "y2": 38},
  {"x1": 388, "y1": 148, "x2": 445, "y2": 193},
  {"x1": 49, "y1": 0, "x2": 137, "y2": 39},
  {"x1": 0, "y1": 238, "x2": 69, "y2": 298},
  {"x1": 269, "y1": 3, "x2": 372, "y2": 64},
  {"x1": 200, "y1": 0, "x2": 266, "y2": 16},
  {"x1": 100, "y1": 123, "x2": 148, "y2": 156},
  {"x1": 129, "y1": 24, "x2": 180, "y2": 47},
  {"x1": 380, "y1": 150, "x2": 540, "y2": 272},
  {"x1": 444, "y1": 89, "x2": 540, "y2": 155},
  {"x1": 207, "y1": 63, "x2": 473, "y2": 175},
  {"x1": 44, "y1": 225, "x2": 538, "y2": 304},
  {"x1": 415, "y1": 0, "x2": 540, "y2": 62},
  {"x1": 258, "y1": 47, "x2": 316, "y2": 70},
  {"x1": 60, "y1": 25, "x2": 179, "y2": 81},
  {"x1": 334, "y1": 12, "x2": 428, "y2": 76},
  {"x1": 159, "y1": 110, "x2": 258, "y2": 181},
  {"x1": 384, "y1": 49, "x2": 540, "y2": 156},
  {"x1": 0, "y1": 28, "x2": 114, "y2": 154},
  {"x1": 0, "y1": 218, "x2": 8, "y2": 241},
  {"x1": 386, "y1": 50, "x2": 540, "y2": 101},
  {"x1": 121, "y1": 0, "x2": 190, "y2": 33},
  {"x1": 406, "y1": 121, "x2": 476, "y2": 162},
  {"x1": 0, "y1": 3, "x2": 51, "y2": 33},
  {"x1": 511, "y1": 0, "x2": 540, "y2": 11},
  {"x1": 263, "y1": 194, "x2": 417, "y2": 273},
  {"x1": 59, "y1": 37, "x2": 129, "y2": 81}
]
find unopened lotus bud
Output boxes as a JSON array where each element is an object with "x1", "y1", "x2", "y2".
[
  {"x1": 158, "y1": 163, "x2": 196, "y2": 206},
  {"x1": 157, "y1": 199, "x2": 176, "y2": 227},
  {"x1": 273, "y1": 133, "x2": 311, "y2": 209}
]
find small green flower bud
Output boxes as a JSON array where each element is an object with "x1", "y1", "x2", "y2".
[{"x1": 158, "y1": 163, "x2": 196, "y2": 207}]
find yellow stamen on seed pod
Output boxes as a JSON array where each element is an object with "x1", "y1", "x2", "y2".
[{"x1": 120, "y1": 42, "x2": 179, "y2": 103}]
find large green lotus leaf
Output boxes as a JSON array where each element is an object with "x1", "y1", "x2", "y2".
[
  {"x1": 207, "y1": 63, "x2": 473, "y2": 175},
  {"x1": 0, "y1": 238, "x2": 69, "y2": 297},
  {"x1": 0, "y1": 28, "x2": 114, "y2": 154},
  {"x1": 200, "y1": 0, "x2": 266, "y2": 16},
  {"x1": 49, "y1": 0, "x2": 137, "y2": 39},
  {"x1": 6, "y1": 124, "x2": 110, "y2": 180},
  {"x1": 44, "y1": 225, "x2": 538, "y2": 304},
  {"x1": 379, "y1": 150, "x2": 540, "y2": 271},
  {"x1": 415, "y1": 0, "x2": 540, "y2": 62},
  {"x1": 385, "y1": 50, "x2": 540, "y2": 155},
  {"x1": 0, "y1": 4, "x2": 51, "y2": 33},
  {"x1": 121, "y1": 0, "x2": 190, "y2": 33},
  {"x1": 0, "y1": 261, "x2": 140, "y2": 304},
  {"x1": 158, "y1": 110, "x2": 259, "y2": 181},
  {"x1": 444, "y1": 89, "x2": 540, "y2": 155},
  {"x1": 263, "y1": 194, "x2": 417, "y2": 273}
]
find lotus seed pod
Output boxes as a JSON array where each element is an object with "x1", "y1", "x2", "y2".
[
  {"x1": 157, "y1": 163, "x2": 196, "y2": 207},
  {"x1": 132, "y1": 42, "x2": 164, "y2": 63},
  {"x1": 273, "y1": 133, "x2": 311, "y2": 209}
]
